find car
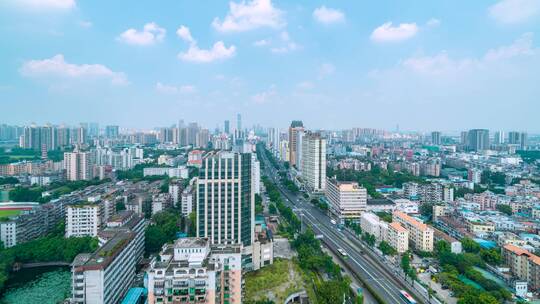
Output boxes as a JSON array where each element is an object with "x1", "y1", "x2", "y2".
[{"x1": 330, "y1": 219, "x2": 337, "y2": 225}]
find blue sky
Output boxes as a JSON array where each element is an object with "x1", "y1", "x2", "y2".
[{"x1": 1, "y1": 0, "x2": 539, "y2": 132}]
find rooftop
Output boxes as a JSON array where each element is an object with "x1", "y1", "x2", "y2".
[{"x1": 393, "y1": 210, "x2": 431, "y2": 231}]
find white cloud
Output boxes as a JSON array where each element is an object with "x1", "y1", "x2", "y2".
[
  {"x1": 118, "y1": 22, "x2": 166, "y2": 46},
  {"x1": 489, "y1": 0, "x2": 540, "y2": 24},
  {"x1": 251, "y1": 85, "x2": 277, "y2": 104},
  {"x1": 179, "y1": 42, "x2": 236, "y2": 63},
  {"x1": 398, "y1": 33, "x2": 537, "y2": 75},
  {"x1": 402, "y1": 52, "x2": 473, "y2": 75},
  {"x1": 79, "y1": 20, "x2": 92, "y2": 28},
  {"x1": 297, "y1": 81, "x2": 314, "y2": 90},
  {"x1": 370, "y1": 22, "x2": 418, "y2": 42},
  {"x1": 11, "y1": 0, "x2": 75, "y2": 10},
  {"x1": 20, "y1": 54, "x2": 127, "y2": 85},
  {"x1": 313, "y1": 6, "x2": 345, "y2": 24},
  {"x1": 253, "y1": 39, "x2": 270, "y2": 47},
  {"x1": 270, "y1": 31, "x2": 299, "y2": 53},
  {"x1": 176, "y1": 26, "x2": 194, "y2": 44},
  {"x1": 156, "y1": 82, "x2": 196, "y2": 94},
  {"x1": 156, "y1": 82, "x2": 178, "y2": 94},
  {"x1": 177, "y1": 25, "x2": 236, "y2": 63},
  {"x1": 319, "y1": 63, "x2": 335, "y2": 78},
  {"x1": 484, "y1": 32, "x2": 535, "y2": 61},
  {"x1": 212, "y1": 0, "x2": 285, "y2": 32},
  {"x1": 426, "y1": 18, "x2": 441, "y2": 27}
]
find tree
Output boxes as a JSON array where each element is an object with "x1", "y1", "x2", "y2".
[
  {"x1": 458, "y1": 291, "x2": 499, "y2": 304},
  {"x1": 375, "y1": 212, "x2": 392, "y2": 223},
  {"x1": 9, "y1": 186, "x2": 43, "y2": 202},
  {"x1": 268, "y1": 203, "x2": 277, "y2": 215},
  {"x1": 495, "y1": 204, "x2": 512, "y2": 216},
  {"x1": 461, "y1": 238, "x2": 481, "y2": 253},
  {"x1": 420, "y1": 202, "x2": 435, "y2": 219},
  {"x1": 378, "y1": 241, "x2": 397, "y2": 256},
  {"x1": 435, "y1": 240, "x2": 451, "y2": 254},
  {"x1": 255, "y1": 194, "x2": 263, "y2": 215},
  {"x1": 480, "y1": 248, "x2": 502, "y2": 265},
  {"x1": 115, "y1": 201, "x2": 126, "y2": 212},
  {"x1": 401, "y1": 252, "x2": 411, "y2": 274}
]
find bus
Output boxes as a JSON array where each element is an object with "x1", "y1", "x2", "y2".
[
  {"x1": 399, "y1": 290, "x2": 417, "y2": 304},
  {"x1": 337, "y1": 248, "x2": 348, "y2": 257}
]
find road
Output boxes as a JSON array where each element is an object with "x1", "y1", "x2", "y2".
[{"x1": 260, "y1": 152, "x2": 426, "y2": 304}]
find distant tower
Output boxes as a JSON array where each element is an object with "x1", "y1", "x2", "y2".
[
  {"x1": 431, "y1": 131, "x2": 442, "y2": 145},
  {"x1": 237, "y1": 114, "x2": 242, "y2": 131},
  {"x1": 224, "y1": 120, "x2": 230, "y2": 134}
]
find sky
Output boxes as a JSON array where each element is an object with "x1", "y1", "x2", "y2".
[{"x1": 1, "y1": 0, "x2": 539, "y2": 132}]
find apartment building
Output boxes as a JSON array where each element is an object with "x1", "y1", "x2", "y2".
[
  {"x1": 360, "y1": 212, "x2": 387, "y2": 240},
  {"x1": 503, "y1": 244, "x2": 540, "y2": 290},
  {"x1": 197, "y1": 151, "x2": 254, "y2": 247},
  {"x1": 65, "y1": 203, "x2": 102, "y2": 237},
  {"x1": 301, "y1": 132, "x2": 326, "y2": 192},
  {"x1": 147, "y1": 238, "x2": 242, "y2": 304},
  {"x1": 387, "y1": 222, "x2": 409, "y2": 253},
  {"x1": 64, "y1": 151, "x2": 91, "y2": 181},
  {"x1": 326, "y1": 177, "x2": 367, "y2": 223},
  {"x1": 393, "y1": 211, "x2": 434, "y2": 252},
  {"x1": 181, "y1": 185, "x2": 194, "y2": 216},
  {"x1": 71, "y1": 213, "x2": 145, "y2": 304}
]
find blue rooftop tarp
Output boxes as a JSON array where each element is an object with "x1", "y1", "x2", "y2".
[{"x1": 121, "y1": 288, "x2": 146, "y2": 304}]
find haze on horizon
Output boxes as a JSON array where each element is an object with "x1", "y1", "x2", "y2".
[{"x1": 1, "y1": 0, "x2": 539, "y2": 132}]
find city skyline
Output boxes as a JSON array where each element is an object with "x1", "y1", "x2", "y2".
[{"x1": 1, "y1": 0, "x2": 540, "y2": 131}]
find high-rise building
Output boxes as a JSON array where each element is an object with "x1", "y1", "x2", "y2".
[
  {"x1": 64, "y1": 151, "x2": 92, "y2": 181},
  {"x1": 493, "y1": 131, "x2": 505, "y2": 145},
  {"x1": 326, "y1": 177, "x2": 367, "y2": 223},
  {"x1": 301, "y1": 132, "x2": 326, "y2": 192},
  {"x1": 288, "y1": 120, "x2": 304, "y2": 167},
  {"x1": 224, "y1": 120, "x2": 230, "y2": 134},
  {"x1": 196, "y1": 151, "x2": 254, "y2": 246},
  {"x1": 236, "y1": 113, "x2": 242, "y2": 132},
  {"x1": 520, "y1": 132, "x2": 528, "y2": 150},
  {"x1": 21, "y1": 125, "x2": 57, "y2": 151},
  {"x1": 431, "y1": 131, "x2": 441, "y2": 145},
  {"x1": 251, "y1": 154, "x2": 260, "y2": 195},
  {"x1": 467, "y1": 129, "x2": 489, "y2": 151},
  {"x1": 105, "y1": 125, "x2": 119, "y2": 139},
  {"x1": 508, "y1": 131, "x2": 520, "y2": 145},
  {"x1": 510, "y1": 131, "x2": 529, "y2": 149},
  {"x1": 460, "y1": 131, "x2": 468, "y2": 146}
]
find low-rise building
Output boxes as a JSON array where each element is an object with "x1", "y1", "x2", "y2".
[
  {"x1": 65, "y1": 203, "x2": 102, "y2": 238},
  {"x1": 71, "y1": 213, "x2": 145, "y2": 304},
  {"x1": 146, "y1": 238, "x2": 242, "y2": 304},
  {"x1": 387, "y1": 222, "x2": 409, "y2": 253},
  {"x1": 326, "y1": 177, "x2": 367, "y2": 223},
  {"x1": 393, "y1": 211, "x2": 434, "y2": 252},
  {"x1": 502, "y1": 244, "x2": 540, "y2": 291}
]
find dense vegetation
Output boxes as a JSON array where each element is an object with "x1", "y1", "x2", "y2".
[
  {"x1": 326, "y1": 165, "x2": 426, "y2": 198},
  {"x1": 0, "y1": 224, "x2": 98, "y2": 292},
  {"x1": 262, "y1": 173, "x2": 354, "y2": 304},
  {"x1": 9, "y1": 178, "x2": 111, "y2": 203},
  {"x1": 517, "y1": 150, "x2": 540, "y2": 164},
  {"x1": 116, "y1": 163, "x2": 170, "y2": 181},
  {"x1": 433, "y1": 239, "x2": 509, "y2": 304},
  {"x1": 0, "y1": 148, "x2": 40, "y2": 164},
  {"x1": 496, "y1": 204, "x2": 512, "y2": 216},
  {"x1": 145, "y1": 209, "x2": 184, "y2": 255},
  {"x1": 0, "y1": 177, "x2": 19, "y2": 185}
]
